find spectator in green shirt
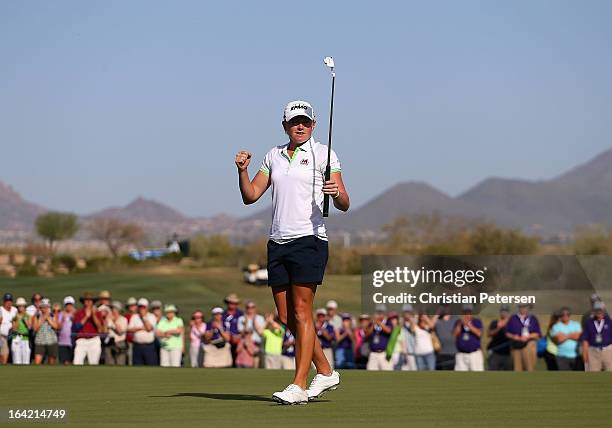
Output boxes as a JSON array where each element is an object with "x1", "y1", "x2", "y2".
[
  {"x1": 156, "y1": 304, "x2": 184, "y2": 367},
  {"x1": 11, "y1": 297, "x2": 32, "y2": 364},
  {"x1": 263, "y1": 313, "x2": 284, "y2": 369}
]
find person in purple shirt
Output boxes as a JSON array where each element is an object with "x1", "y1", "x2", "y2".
[
  {"x1": 315, "y1": 309, "x2": 336, "y2": 369},
  {"x1": 335, "y1": 313, "x2": 355, "y2": 369},
  {"x1": 505, "y1": 303, "x2": 541, "y2": 371},
  {"x1": 56, "y1": 296, "x2": 76, "y2": 365},
  {"x1": 366, "y1": 304, "x2": 394, "y2": 370},
  {"x1": 281, "y1": 328, "x2": 296, "y2": 370},
  {"x1": 452, "y1": 304, "x2": 484, "y2": 371},
  {"x1": 222, "y1": 293, "x2": 243, "y2": 367},
  {"x1": 581, "y1": 301, "x2": 612, "y2": 372}
]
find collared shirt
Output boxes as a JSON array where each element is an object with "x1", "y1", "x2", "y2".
[
  {"x1": 506, "y1": 314, "x2": 541, "y2": 339},
  {"x1": 223, "y1": 309, "x2": 243, "y2": 336},
  {"x1": 73, "y1": 308, "x2": 104, "y2": 339},
  {"x1": 369, "y1": 319, "x2": 392, "y2": 353},
  {"x1": 317, "y1": 321, "x2": 335, "y2": 349},
  {"x1": 259, "y1": 138, "x2": 341, "y2": 242},
  {"x1": 582, "y1": 316, "x2": 612, "y2": 348},
  {"x1": 454, "y1": 318, "x2": 483, "y2": 353},
  {"x1": 128, "y1": 312, "x2": 157, "y2": 344}
]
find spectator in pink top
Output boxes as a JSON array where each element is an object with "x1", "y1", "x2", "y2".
[{"x1": 189, "y1": 310, "x2": 206, "y2": 368}]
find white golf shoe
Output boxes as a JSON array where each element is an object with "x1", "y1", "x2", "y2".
[
  {"x1": 306, "y1": 370, "x2": 340, "y2": 401},
  {"x1": 272, "y1": 384, "x2": 309, "y2": 405}
]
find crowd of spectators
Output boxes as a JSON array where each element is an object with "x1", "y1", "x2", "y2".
[{"x1": 0, "y1": 291, "x2": 610, "y2": 371}]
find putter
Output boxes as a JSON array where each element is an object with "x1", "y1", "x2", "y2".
[{"x1": 323, "y1": 56, "x2": 335, "y2": 217}]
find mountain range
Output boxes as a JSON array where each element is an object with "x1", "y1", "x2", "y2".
[{"x1": 1, "y1": 147, "x2": 611, "y2": 242}]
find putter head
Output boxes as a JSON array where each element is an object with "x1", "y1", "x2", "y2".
[{"x1": 324, "y1": 56, "x2": 335, "y2": 69}]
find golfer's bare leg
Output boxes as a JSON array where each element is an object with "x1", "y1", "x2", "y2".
[
  {"x1": 290, "y1": 284, "x2": 331, "y2": 388},
  {"x1": 272, "y1": 286, "x2": 332, "y2": 377}
]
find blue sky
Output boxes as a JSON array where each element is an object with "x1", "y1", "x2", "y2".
[{"x1": 1, "y1": 0, "x2": 611, "y2": 217}]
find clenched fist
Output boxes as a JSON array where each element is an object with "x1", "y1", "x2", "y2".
[{"x1": 235, "y1": 150, "x2": 252, "y2": 171}]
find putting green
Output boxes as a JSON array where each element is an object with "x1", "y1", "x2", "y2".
[{"x1": 2, "y1": 366, "x2": 610, "y2": 427}]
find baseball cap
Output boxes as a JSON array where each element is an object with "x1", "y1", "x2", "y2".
[
  {"x1": 150, "y1": 300, "x2": 162, "y2": 309},
  {"x1": 402, "y1": 304, "x2": 414, "y2": 313},
  {"x1": 164, "y1": 304, "x2": 177, "y2": 313},
  {"x1": 111, "y1": 300, "x2": 124, "y2": 311},
  {"x1": 283, "y1": 100, "x2": 314, "y2": 122},
  {"x1": 593, "y1": 301, "x2": 605, "y2": 311},
  {"x1": 3, "y1": 293, "x2": 13, "y2": 302},
  {"x1": 126, "y1": 297, "x2": 137, "y2": 306},
  {"x1": 39, "y1": 298, "x2": 50, "y2": 308},
  {"x1": 211, "y1": 307, "x2": 223, "y2": 315},
  {"x1": 63, "y1": 296, "x2": 75, "y2": 306},
  {"x1": 326, "y1": 300, "x2": 338, "y2": 309},
  {"x1": 15, "y1": 297, "x2": 27, "y2": 306},
  {"x1": 341, "y1": 312, "x2": 352, "y2": 320},
  {"x1": 137, "y1": 298, "x2": 149, "y2": 307},
  {"x1": 359, "y1": 313, "x2": 371, "y2": 320},
  {"x1": 316, "y1": 308, "x2": 327, "y2": 316}
]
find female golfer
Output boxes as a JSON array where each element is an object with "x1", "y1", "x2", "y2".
[{"x1": 235, "y1": 100, "x2": 349, "y2": 404}]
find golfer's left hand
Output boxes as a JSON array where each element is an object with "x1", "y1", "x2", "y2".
[{"x1": 322, "y1": 180, "x2": 339, "y2": 197}]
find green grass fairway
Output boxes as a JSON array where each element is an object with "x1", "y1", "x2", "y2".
[{"x1": 2, "y1": 367, "x2": 610, "y2": 427}]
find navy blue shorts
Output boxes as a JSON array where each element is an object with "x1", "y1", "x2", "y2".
[{"x1": 267, "y1": 235, "x2": 329, "y2": 287}]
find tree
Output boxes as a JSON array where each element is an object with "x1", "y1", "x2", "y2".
[
  {"x1": 35, "y1": 212, "x2": 79, "y2": 253},
  {"x1": 88, "y1": 218, "x2": 144, "y2": 257},
  {"x1": 573, "y1": 225, "x2": 612, "y2": 255},
  {"x1": 466, "y1": 224, "x2": 539, "y2": 255}
]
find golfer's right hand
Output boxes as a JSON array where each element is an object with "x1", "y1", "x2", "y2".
[{"x1": 235, "y1": 150, "x2": 252, "y2": 171}]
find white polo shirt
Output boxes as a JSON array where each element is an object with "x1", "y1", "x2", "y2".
[{"x1": 259, "y1": 138, "x2": 341, "y2": 243}]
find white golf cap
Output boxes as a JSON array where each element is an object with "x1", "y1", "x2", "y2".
[
  {"x1": 63, "y1": 296, "x2": 75, "y2": 306},
  {"x1": 283, "y1": 100, "x2": 314, "y2": 122},
  {"x1": 137, "y1": 298, "x2": 149, "y2": 307},
  {"x1": 316, "y1": 308, "x2": 327, "y2": 316},
  {"x1": 211, "y1": 307, "x2": 223, "y2": 315},
  {"x1": 326, "y1": 300, "x2": 338, "y2": 309}
]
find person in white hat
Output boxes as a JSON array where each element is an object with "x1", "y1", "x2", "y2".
[
  {"x1": 156, "y1": 304, "x2": 184, "y2": 367},
  {"x1": 326, "y1": 300, "x2": 342, "y2": 330},
  {"x1": 203, "y1": 307, "x2": 232, "y2": 368},
  {"x1": 11, "y1": 297, "x2": 32, "y2": 364},
  {"x1": 235, "y1": 100, "x2": 350, "y2": 404},
  {"x1": 57, "y1": 296, "x2": 76, "y2": 365},
  {"x1": 127, "y1": 298, "x2": 158, "y2": 366}
]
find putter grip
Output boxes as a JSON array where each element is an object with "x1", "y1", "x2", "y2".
[{"x1": 323, "y1": 165, "x2": 331, "y2": 217}]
